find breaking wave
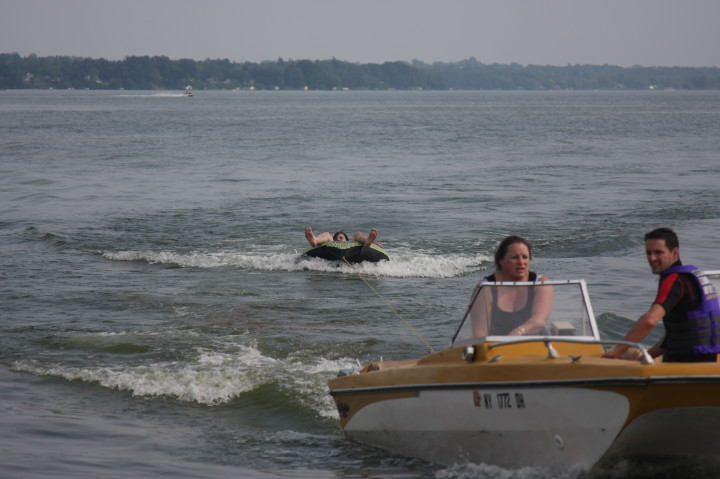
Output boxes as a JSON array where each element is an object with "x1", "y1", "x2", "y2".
[{"x1": 100, "y1": 247, "x2": 490, "y2": 279}]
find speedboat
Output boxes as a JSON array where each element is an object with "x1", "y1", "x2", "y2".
[{"x1": 328, "y1": 272, "x2": 720, "y2": 470}]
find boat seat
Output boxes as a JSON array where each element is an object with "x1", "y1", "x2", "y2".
[{"x1": 551, "y1": 321, "x2": 576, "y2": 336}]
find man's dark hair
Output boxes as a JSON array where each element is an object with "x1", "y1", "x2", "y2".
[{"x1": 644, "y1": 227, "x2": 679, "y2": 250}]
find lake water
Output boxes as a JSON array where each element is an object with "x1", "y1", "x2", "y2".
[{"x1": 2, "y1": 89, "x2": 720, "y2": 478}]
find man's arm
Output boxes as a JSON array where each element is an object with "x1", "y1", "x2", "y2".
[{"x1": 602, "y1": 303, "x2": 666, "y2": 359}]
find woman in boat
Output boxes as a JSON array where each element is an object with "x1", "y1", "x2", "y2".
[
  {"x1": 471, "y1": 236, "x2": 553, "y2": 337},
  {"x1": 370, "y1": 236, "x2": 551, "y2": 372}
]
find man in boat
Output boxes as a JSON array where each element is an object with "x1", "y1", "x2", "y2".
[
  {"x1": 603, "y1": 227, "x2": 720, "y2": 362},
  {"x1": 304, "y1": 227, "x2": 381, "y2": 248}
]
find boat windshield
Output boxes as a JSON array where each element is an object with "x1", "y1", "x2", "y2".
[
  {"x1": 706, "y1": 270, "x2": 720, "y2": 295},
  {"x1": 452, "y1": 279, "x2": 599, "y2": 346}
]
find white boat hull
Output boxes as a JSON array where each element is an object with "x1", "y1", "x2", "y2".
[
  {"x1": 343, "y1": 387, "x2": 629, "y2": 468},
  {"x1": 598, "y1": 407, "x2": 720, "y2": 465}
]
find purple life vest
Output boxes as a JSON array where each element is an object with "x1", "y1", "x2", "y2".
[{"x1": 661, "y1": 265, "x2": 720, "y2": 355}]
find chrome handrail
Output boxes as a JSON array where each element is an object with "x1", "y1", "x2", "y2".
[{"x1": 486, "y1": 337, "x2": 654, "y2": 365}]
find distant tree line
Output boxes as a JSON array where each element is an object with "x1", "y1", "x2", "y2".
[
  {"x1": 2, "y1": 53, "x2": 720, "y2": 91},
  {"x1": 427, "y1": 57, "x2": 720, "y2": 90}
]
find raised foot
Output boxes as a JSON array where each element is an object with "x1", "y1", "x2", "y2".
[
  {"x1": 305, "y1": 227, "x2": 317, "y2": 247},
  {"x1": 364, "y1": 228, "x2": 378, "y2": 247}
]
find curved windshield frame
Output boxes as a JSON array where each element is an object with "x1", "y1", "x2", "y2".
[
  {"x1": 704, "y1": 270, "x2": 720, "y2": 295},
  {"x1": 452, "y1": 279, "x2": 599, "y2": 346}
]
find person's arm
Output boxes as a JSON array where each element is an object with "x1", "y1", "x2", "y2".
[
  {"x1": 602, "y1": 303, "x2": 666, "y2": 358},
  {"x1": 647, "y1": 335, "x2": 666, "y2": 359},
  {"x1": 366, "y1": 359, "x2": 418, "y2": 371}
]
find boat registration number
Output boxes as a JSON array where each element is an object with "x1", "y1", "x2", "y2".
[{"x1": 473, "y1": 391, "x2": 526, "y2": 409}]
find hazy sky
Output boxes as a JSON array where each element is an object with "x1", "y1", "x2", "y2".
[{"x1": 3, "y1": 0, "x2": 719, "y2": 67}]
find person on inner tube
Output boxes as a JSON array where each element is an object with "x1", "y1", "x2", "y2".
[{"x1": 304, "y1": 227, "x2": 382, "y2": 248}]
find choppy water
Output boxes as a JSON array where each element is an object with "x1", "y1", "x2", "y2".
[{"x1": 2, "y1": 89, "x2": 720, "y2": 478}]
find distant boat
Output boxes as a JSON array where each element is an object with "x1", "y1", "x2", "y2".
[{"x1": 184, "y1": 86, "x2": 194, "y2": 97}]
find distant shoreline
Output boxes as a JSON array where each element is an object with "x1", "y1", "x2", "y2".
[{"x1": 2, "y1": 53, "x2": 720, "y2": 91}]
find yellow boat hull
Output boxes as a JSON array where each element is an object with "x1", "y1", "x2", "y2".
[{"x1": 329, "y1": 341, "x2": 720, "y2": 468}]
